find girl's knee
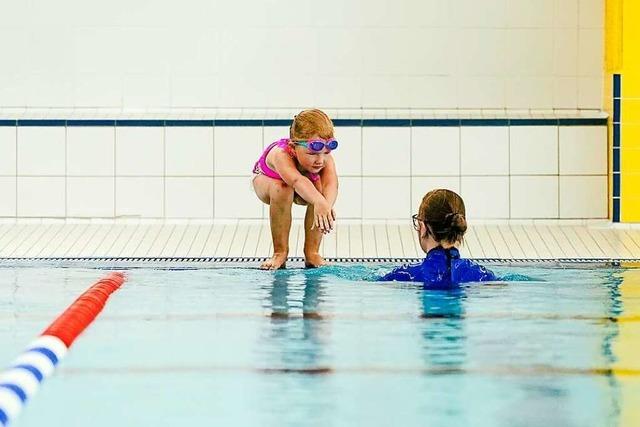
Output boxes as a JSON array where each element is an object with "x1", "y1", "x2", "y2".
[{"x1": 270, "y1": 181, "x2": 294, "y2": 203}]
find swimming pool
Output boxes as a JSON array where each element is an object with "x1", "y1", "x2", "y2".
[{"x1": 1, "y1": 262, "x2": 639, "y2": 427}]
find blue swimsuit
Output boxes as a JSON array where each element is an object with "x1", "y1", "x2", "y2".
[{"x1": 379, "y1": 247, "x2": 496, "y2": 289}]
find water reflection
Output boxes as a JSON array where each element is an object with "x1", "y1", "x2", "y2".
[
  {"x1": 261, "y1": 270, "x2": 329, "y2": 370},
  {"x1": 419, "y1": 288, "x2": 466, "y2": 369},
  {"x1": 609, "y1": 268, "x2": 640, "y2": 427}
]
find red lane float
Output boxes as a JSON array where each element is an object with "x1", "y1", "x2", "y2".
[
  {"x1": 0, "y1": 272, "x2": 126, "y2": 426},
  {"x1": 43, "y1": 272, "x2": 125, "y2": 347}
]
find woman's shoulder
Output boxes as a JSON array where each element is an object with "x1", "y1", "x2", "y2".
[{"x1": 453, "y1": 257, "x2": 497, "y2": 282}]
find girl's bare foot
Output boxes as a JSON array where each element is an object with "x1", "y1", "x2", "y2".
[
  {"x1": 304, "y1": 252, "x2": 327, "y2": 268},
  {"x1": 261, "y1": 252, "x2": 288, "y2": 270}
]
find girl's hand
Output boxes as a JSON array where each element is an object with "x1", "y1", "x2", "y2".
[{"x1": 313, "y1": 200, "x2": 334, "y2": 233}]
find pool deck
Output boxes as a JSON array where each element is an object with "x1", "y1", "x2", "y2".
[{"x1": 0, "y1": 219, "x2": 639, "y2": 261}]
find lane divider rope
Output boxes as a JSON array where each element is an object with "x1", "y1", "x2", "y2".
[{"x1": 0, "y1": 272, "x2": 126, "y2": 427}]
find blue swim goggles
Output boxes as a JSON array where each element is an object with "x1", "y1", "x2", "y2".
[{"x1": 293, "y1": 138, "x2": 338, "y2": 152}]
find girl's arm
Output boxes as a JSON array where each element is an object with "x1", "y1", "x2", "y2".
[
  {"x1": 271, "y1": 151, "x2": 327, "y2": 206},
  {"x1": 272, "y1": 152, "x2": 334, "y2": 231},
  {"x1": 320, "y1": 155, "x2": 338, "y2": 207}
]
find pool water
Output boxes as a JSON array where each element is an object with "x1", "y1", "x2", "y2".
[{"x1": 1, "y1": 263, "x2": 639, "y2": 427}]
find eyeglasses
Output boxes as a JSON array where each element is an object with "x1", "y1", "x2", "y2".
[
  {"x1": 411, "y1": 214, "x2": 425, "y2": 230},
  {"x1": 293, "y1": 138, "x2": 338, "y2": 152}
]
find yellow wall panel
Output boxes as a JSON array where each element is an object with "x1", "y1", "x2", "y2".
[
  {"x1": 621, "y1": 198, "x2": 640, "y2": 221},
  {"x1": 607, "y1": 0, "x2": 640, "y2": 220},
  {"x1": 622, "y1": 100, "x2": 640, "y2": 123},
  {"x1": 621, "y1": 150, "x2": 640, "y2": 172},
  {"x1": 621, "y1": 125, "x2": 640, "y2": 150},
  {"x1": 620, "y1": 173, "x2": 640, "y2": 195},
  {"x1": 621, "y1": 75, "x2": 640, "y2": 97},
  {"x1": 605, "y1": 0, "x2": 623, "y2": 71},
  {"x1": 612, "y1": 269, "x2": 640, "y2": 425}
]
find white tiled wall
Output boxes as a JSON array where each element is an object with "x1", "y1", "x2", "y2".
[
  {"x1": 17, "y1": 127, "x2": 66, "y2": 175},
  {"x1": 0, "y1": 123, "x2": 608, "y2": 220},
  {"x1": 0, "y1": 178, "x2": 16, "y2": 217},
  {"x1": 559, "y1": 126, "x2": 607, "y2": 174},
  {"x1": 67, "y1": 127, "x2": 114, "y2": 176},
  {"x1": 461, "y1": 127, "x2": 509, "y2": 175},
  {"x1": 17, "y1": 177, "x2": 65, "y2": 217},
  {"x1": 215, "y1": 176, "x2": 262, "y2": 219},
  {"x1": 333, "y1": 127, "x2": 362, "y2": 177},
  {"x1": 0, "y1": 0, "x2": 603, "y2": 109},
  {"x1": 510, "y1": 127, "x2": 558, "y2": 174},
  {"x1": 165, "y1": 127, "x2": 213, "y2": 176},
  {"x1": 362, "y1": 128, "x2": 411, "y2": 176},
  {"x1": 115, "y1": 127, "x2": 164, "y2": 176},
  {"x1": 115, "y1": 177, "x2": 163, "y2": 218},
  {"x1": 411, "y1": 177, "x2": 461, "y2": 214},
  {"x1": 363, "y1": 177, "x2": 411, "y2": 219},
  {"x1": 334, "y1": 176, "x2": 362, "y2": 219},
  {"x1": 166, "y1": 177, "x2": 214, "y2": 219},
  {"x1": 0, "y1": 127, "x2": 16, "y2": 176},
  {"x1": 215, "y1": 127, "x2": 262, "y2": 176},
  {"x1": 461, "y1": 176, "x2": 510, "y2": 219},
  {"x1": 510, "y1": 176, "x2": 559, "y2": 218},
  {"x1": 559, "y1": 175, "x2": 608, "y2": 218},
  {"x1": 411, "y1": 128, "x2": 459, "y2": 176},
  {"x1": 67, "y1": 177, "x2": 114, "y2": 218}
]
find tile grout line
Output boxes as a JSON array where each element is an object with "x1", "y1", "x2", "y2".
[
  {"x1": 113, "y1": 125, "x2": 117, "y2": 218},
  {"x1": 199, "y1": 223, "x2": 215, "y2": 257},
  {"x1": 64, "y1": 124, "x2": 68, "y2": 218},
  {"x1": 4, "y1": 224, "x2": 32, "y2": 257},
  {"x1": 74, "y1": 223, "x2": 102, "y2": 257},
  {"x1": 528, "y1": 224, "x2": 551, "y2": 258},
  {"x1": 90, "y1": 223, "x2": 114, "y2": 257},
  {"x1": 14, "y1": 125, "x2": 18, "y2": 218},
  {"x1": 20, "y1": 223, "x2": 53, "y2": 257},
  {"x1": 34, "y1": 224, "x2": 65, "y2": 258},
  {"x1": 117, "y1": 223, "x2": 141, "y2": 257}
]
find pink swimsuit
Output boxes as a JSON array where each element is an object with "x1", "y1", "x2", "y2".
[{"x1": 253, "y1": 138, "x2": 320, "y2": 182}]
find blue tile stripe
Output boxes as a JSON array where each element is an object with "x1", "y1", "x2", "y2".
[
  {"x1": 362, "y1": 119, "x2": 411, "y2": 127},
  {"x1": 613, "y1": 173, "x2": 620, "y2": 198},
  {"x1": 613, "y1": 148, "x2": 620, "y2": 172},
  {"x1": 67, "y1": 120, "x2": 116, "y2": 127},
  {"x1": 0, "y1": 384, "x2": 27, "y2": 403},
  {"x1": 612, "y1": 73, "x2": 622, "y2": 223},
  {"x1": 411, "y1": 119, "x2": 460, "y2": 127},
  {"x1": 509, "y1": 119, "x2": 558, "y2": 126},
  {"x1": 115, "y1": 120, "x2": 164, "y2": 127},
  {"x1": 329, "y1": 119, "x2": 362, "y2": 127},
  {"x1": 461, "y1": 119, "x2": 510, "y2": 126},
  {"x1": 263, "y1": 119, "x2": 293, "y2": 126},
  {"x1": 17, "y1": 119, "x2": 66, "y2": 127},
  {"x1": 213, "y1": 119, "x2": 259, "y2": 127},
  {"x1": 557, "y1": 118, "x2": 607, "y2": 126},
  {"x1": 164, "y1": 120, "x2": 213, "y2": 127},
  {"x1": 0, "y1": 117, "x2": 608, "y2": 127}
]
